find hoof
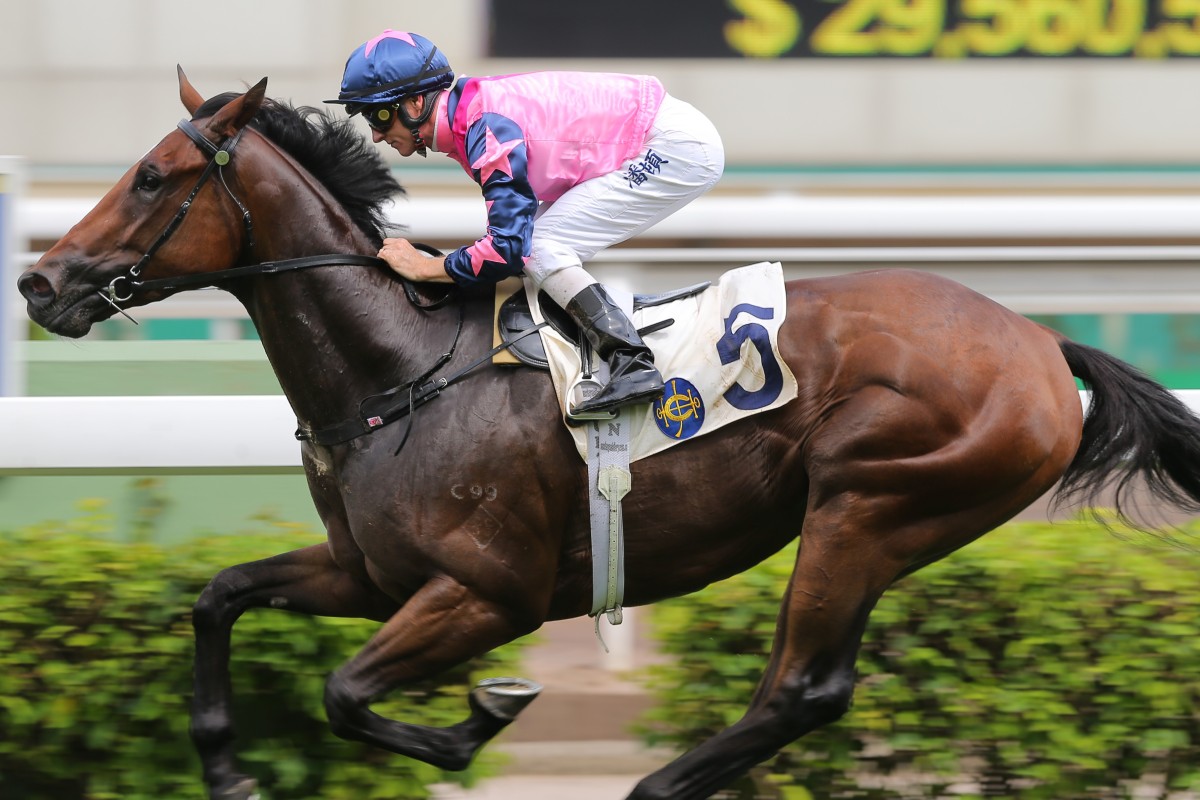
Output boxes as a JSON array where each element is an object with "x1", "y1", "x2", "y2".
[
  {"x1": 471, "y1": 676, "x2": 542, "y2": 722},
  {"x1": 214, "y1": 777, "x2": 260, "y2": 800}
]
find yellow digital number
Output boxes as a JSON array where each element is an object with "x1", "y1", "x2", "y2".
[
  {"x1": 804, "y1": 0, "x2": 1152, "y2": 56},
  {"x1": 1162, "y1": 0, "x2": 1200, "y2": 54},
  {"x1": 879, "y1": 0, "x2": 947, "y2": 54},
  {"x1": 811, "y1": 0, "x2": 946, "y2": 55},
  {"x1": 959, "y1": 0, "x2": 1027, "y2": 54},
  {"x1": 1025, "y1": 0, "x2": 1086, "y2": 54},
  {"x1": 724, "y1": 0, "x2": 804, "y2": 57},
  {"x1": 811, "y1": 0, "x2": 885, "y2": 54},
  {"x1": 1080, "y1": 0, "x2": 1145, "y2": 54}
]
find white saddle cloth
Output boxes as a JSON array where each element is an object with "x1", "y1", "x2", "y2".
[{"x1": 529, "y1": 261, "x2": 799, "y2": 463}]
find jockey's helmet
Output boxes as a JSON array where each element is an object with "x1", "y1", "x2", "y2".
[{"x1": 328, "y1": 31, "x2": 454, "y2": 115}]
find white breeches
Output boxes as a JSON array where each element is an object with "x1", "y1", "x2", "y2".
[{"x1": 525, "y1": 94, "x2": 725, "y2": 303}]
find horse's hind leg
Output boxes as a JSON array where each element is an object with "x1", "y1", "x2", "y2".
[
  {"x1": 191, "y1": 543, "x2": 399, "y2": 800},
  {"x1": 628, "y1": 513, "x2": 902, "y2": 800}
]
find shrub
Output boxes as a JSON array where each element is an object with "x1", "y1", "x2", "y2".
[
  {"x1": 641, "y1": 518, "x2": 1200, "y2": 799},
  {"x1": 0, "y1": 514, "x2": 526, "y2": 800}
]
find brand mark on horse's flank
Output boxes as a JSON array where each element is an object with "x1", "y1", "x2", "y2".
[
  {"x1": 653, "y1": 377, "x2": 705, "y2": 440},
  {"x1": 451, "y1": 484, "x2": 498, "y2": 501}
]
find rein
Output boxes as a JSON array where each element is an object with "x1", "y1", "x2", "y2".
[{"x1": 108, "y1": 115, "x2": 539, "y2": 449}]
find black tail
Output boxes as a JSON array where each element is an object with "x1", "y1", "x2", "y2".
[{"x1": 1056, "y1": 339, "x2": 1200, "y2": 526}]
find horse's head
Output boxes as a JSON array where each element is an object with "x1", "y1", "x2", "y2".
[{"x1": 19, "y1": 68, "x2": 267, "y2": 337}]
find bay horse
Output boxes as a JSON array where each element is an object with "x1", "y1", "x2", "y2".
[{"x1": 19, "y1": 71, "x2": 1200, "y2": 800}]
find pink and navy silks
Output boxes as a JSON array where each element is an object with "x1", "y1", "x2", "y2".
[{"x1": 430, "y1": 72, "x2": 666, "y2": 286}]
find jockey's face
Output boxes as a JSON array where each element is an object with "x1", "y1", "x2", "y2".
[{"x1": 371, "y1": 96, "x2": 427, "y2": 157}]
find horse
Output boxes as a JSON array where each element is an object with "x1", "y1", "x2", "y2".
[{"x1": 19, "y1": 69, "x2": 1200, "y2": 800}]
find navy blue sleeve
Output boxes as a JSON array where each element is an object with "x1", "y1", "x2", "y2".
[{"x1": 443, "y1": 112, "x2": 538, "y2": 286}]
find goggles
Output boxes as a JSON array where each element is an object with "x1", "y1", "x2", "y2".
[{"x1": 361, "y1": 104, "x2": 401, "y2": 133}]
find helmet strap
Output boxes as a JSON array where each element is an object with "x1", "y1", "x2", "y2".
[
  {"x1": 399, "y1": 92, "x2": 439, "y2": 157},
  {"x1": 410, "y1": 127, "x2": 429, "y2": 157}
]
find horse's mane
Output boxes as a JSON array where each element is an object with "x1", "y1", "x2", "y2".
[{"x1": 194, "y1": 92, "x2": 402, "y2": 248}]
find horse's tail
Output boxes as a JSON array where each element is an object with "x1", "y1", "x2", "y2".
[{"x1": 1055, "y1": 338, "x2": 1200, "y2": 526}]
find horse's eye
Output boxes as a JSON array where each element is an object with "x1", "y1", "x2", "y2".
[{"x1": 135, "y1": 171, "x2": 163, "y2": 193}]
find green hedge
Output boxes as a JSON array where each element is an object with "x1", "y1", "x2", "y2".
[
  {"x1": 0, "y1": 510, "x2": 526, "y2": 800},
  {"x1": 641, "y1": 518, "x2": 1200, "y2": 799}
]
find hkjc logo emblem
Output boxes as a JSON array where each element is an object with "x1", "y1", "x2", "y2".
[{"x1": 653, "y1": 377, "x2": 705, "y2": 440}]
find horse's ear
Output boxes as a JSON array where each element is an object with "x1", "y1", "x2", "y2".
[
  {"x1": 207, "y1": 77, "x2": 268, "y2": 139},
  {"x1": 178, "y1": 65, "x2": 204, "y2": 116}
]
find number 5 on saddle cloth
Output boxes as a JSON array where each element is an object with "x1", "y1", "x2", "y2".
[{"x1": 495, "y1": 261, "x2": 798, "y2": 459}]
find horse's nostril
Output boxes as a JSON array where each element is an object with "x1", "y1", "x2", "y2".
[{"x1": 18, "y1": 272, "x2": 55, "y2": 303}]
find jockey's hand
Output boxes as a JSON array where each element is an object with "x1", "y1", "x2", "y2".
[{"x1": 378, "y1": 238, "x2": 452, "y2": 283}]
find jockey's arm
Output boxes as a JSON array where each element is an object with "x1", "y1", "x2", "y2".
[{"x1": 442, "y1": 116, "x2": 537, "y2": 287}]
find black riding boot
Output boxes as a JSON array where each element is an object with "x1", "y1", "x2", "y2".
[{"x1": 566, "y1": 284, "x2": 665, "y2": 415}]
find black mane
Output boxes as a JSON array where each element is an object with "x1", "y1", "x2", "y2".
[{"x1": 194, "y1": 92, "x2": 402, "y2": 248}]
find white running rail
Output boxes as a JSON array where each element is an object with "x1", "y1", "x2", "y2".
[{"x1": 2, "y1": 391, "x2": 1200, "y2": 474}]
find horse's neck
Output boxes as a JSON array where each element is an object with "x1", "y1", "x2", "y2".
[
  {"x1": 245, "y1": 267, "x2": 443, "y2": 431},
  {"x1": 233, "y1": 168, "x2": 449, "y2": 433}
]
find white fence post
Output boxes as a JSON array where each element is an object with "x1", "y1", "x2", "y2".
[{"x1": 1, "y1": 158, "x2": 26, "y2": 397}]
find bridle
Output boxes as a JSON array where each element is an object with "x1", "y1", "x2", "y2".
[
  {"x1": 99, "y1": 113, "x2": 545, "y2": 449},
  {"x1": 100, "y1": 119, "x2": 255, "y2": 313},
  {"x1": 99, "y1": 117, "x2": 443, "y2": 314}
]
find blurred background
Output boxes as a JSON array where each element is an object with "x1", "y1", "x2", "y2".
[
  {"x1": 2, "y1": 2, "x2": 1200, "y2": 796},
  {"x1": 6, "y1": 0, "x2": 1200, "y2": 533}
]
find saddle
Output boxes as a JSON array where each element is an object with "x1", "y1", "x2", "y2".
[{"x1": 494, "y1": 279, "x2": 711, "y2": 370}]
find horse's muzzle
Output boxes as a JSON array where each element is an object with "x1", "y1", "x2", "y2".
[{"x1": 17, "y1": 258, "x2": 114, "y2": 338}]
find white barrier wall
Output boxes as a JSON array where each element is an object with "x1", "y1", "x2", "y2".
[
  {"x1": 21, "y1": 194, "x2": 1200, "y2": 244},
  {"x1": 1, "y1": 390, "x2": 1190, "y2": 673},
  {"x1": 2, "y1": 392, "x2": 1198, "y2": 473},
  {"x1": 0, "y1": 396, "x2": 299, "y2": 473}
]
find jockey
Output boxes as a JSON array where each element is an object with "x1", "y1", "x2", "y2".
[{"x1": 328, "y1": 30, "x2": 725, "y2": 416}]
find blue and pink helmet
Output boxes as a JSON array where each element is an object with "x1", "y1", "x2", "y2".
[{"x1": 329, "y1": 30, "x2": 454, "y2": 115}]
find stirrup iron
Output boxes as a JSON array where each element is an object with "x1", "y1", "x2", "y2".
[{"x1": 566, "y1": 337, "x2": 618, "y2": 423}]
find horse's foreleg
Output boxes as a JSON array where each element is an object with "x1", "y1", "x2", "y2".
[
  {"x1": 322, "y1": 575, "x2": 541, "y2": 770},
  {"x1": 190, "y1": 543, "x2": 398, "y2": 800},
  {"x1": 628, "y1": 518, "x2": 899, "y2": 800}
]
